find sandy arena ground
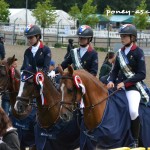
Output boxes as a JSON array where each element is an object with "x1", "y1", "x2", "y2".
[{"x1": 5, "y1": 44, "x2": 150, "y2": 86}]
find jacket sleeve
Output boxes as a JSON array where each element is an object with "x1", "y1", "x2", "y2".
[
  {"x1": 0, "y1": 142, "x2": 12, "y2": 150},
  {"x1": 61, "y1": 53, "x2": 73, "y2": 70},
  {"x1": 20, "y1": 51, "x2": 30, "y2": 71},
  {"x1": 89, "y1": 51, "x2": 98, "y2": 76},
  {"x1": 2, "y1": 130, "x2": 20, "y2": 150},
  {"x1": 43, "y1": 46, "x2": 51, "y2": 72},
  {"x1": 99, "y1": 64, "x2": 109, "y2": 78}
]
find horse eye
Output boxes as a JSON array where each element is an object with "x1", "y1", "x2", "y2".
[{"x1": 67, "y1": 88, "x2": 73, "y2": 93}]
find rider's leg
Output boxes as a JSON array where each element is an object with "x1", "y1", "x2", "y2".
[{"x1": 126, "y1": 90, "x2": 141, "y2": 148}]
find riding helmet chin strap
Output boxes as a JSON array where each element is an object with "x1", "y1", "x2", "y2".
[
  {"x1": 32, "y1": 36, "x2": 40, "y2": 46},
  {"x1": 125, "y1": 35, "x2": 133, "y2": 47},
  {"x1": 79, "y1": 38, "x2": 91, "y2": 47}
]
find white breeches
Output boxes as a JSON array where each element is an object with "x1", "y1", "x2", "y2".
[{"x1": 125, "y1": 90, "x2": 141, "y2": 120}]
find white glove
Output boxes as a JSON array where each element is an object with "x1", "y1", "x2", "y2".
[{"x1": 48, "y1": 70, "x2": 56, "y2": 78}]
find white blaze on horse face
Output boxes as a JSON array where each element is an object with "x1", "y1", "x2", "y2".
[
  {"x1": 60, "y1": 83, "x2": 65, "y2": 103},
  {"x1": 18, "y1": 81, "x2": 25, "y2": 97}
]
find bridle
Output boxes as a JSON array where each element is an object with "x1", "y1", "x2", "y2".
[
  {"x1": 60, "y1": 75, "x2": 81, "y2": 112},
  {"x1": 16, "y1": 70, "x2": 62, "y2": 110},
  {"x1": 60, "y1": 75, "x2": 121, "y2": 111}
]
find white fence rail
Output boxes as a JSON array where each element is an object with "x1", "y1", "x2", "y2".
[{"x1": 1, "y1": 25, "x2": 150, "y2": 39}]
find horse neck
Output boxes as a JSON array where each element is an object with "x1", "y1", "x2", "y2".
[
  {"x1": 36, "y1": 75, "x2": 61, "y2": 128},
  {"x1": 78, "y1": 71, "x2": 108, "y2": 131}
]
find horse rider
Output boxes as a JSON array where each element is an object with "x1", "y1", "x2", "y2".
[
  {"x1": 21, "y1": 24, "x2": 51, "y2": 73},
  {"x1": 0, "y1": 34, "x2": 5, "y2": 60},
  {"x1": 49, "y1": 25, "x2": 98, "y2": 77},
  {"x1": 107, "y1": 24, "x2": 149, "y2": 147}
]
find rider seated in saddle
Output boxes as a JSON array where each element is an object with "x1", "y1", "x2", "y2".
[
  {"x1": 107, "y1": 24, "x2": 149, "y2": 148},
  {"x1": 21, "y1": 24, "x2": 51, "y2": 74},
  {"x1": 49, "y1": 25, "x2": 98, "y2": 77}
]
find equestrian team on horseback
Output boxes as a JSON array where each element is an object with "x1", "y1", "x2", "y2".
[{"x1": 0, "y1": 23, "x2": 149, "y2": 149}]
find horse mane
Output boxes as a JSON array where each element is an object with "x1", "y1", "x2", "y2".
[
  {"x1": 73, "y1": 69, "x2": 107, "y2": 93},
  {"x1": 42, "y1": 72, "x2": 60, "y2": 95}
]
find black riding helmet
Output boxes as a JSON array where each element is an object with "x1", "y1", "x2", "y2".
[
  {"x1": 24, "y1": 25, "x2": 41, "y2": 39},
  {"x1": 118, "y1": 24, "x2": 137, "y2": 37},
  {"x1": 77, "y1": 25, "x2": 93, "y2": 42}
]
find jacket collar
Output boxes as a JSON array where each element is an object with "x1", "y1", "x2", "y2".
[
  {"x1": 121, "y1": 43, "x2": 137, "y2": 51},
  {"x1": 29, "y1": 41, "x2": 44, "y2": 50}
]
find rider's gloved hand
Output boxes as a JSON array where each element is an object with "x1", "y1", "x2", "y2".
[
  {"x1": 107, "y1": 81, "x2": 114, "y2": 89},
  {"x1": 48, "y1": 70, "x2": 56, "y2": 78}
]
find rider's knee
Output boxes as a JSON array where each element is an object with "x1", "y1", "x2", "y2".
[{"x1": 130, "y1": 110, "x2": 139, "y2": 120}]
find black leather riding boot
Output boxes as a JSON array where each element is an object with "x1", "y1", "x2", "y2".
[{"x1": 131, "y1": 116, "x2": 140, "y2": 148}]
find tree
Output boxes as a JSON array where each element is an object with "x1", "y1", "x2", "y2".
[
  {"x1": 0, "y1": 0, "x2": 10, "y2": 22},
  {"x1": 133, "y1": 0, "x2": 149, "y2": 30},
  {"x1": 69, "y1": 4, "x2": 80, "y2": 28},
  {"x1": 32, "y1": 0, "x2": 57, "y2": 28},
  {"x1": 69, "y1": 0, "x2": 99, "y2": 27}
]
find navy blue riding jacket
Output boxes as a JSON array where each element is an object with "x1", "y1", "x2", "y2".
[
  {"x1": 21, "y1": 42, "x2": 51, "y2": 72},
  {"x1": 61, "y1": 46, "x2": 98, "y2": 76},
  {"x1": 109, "y1": 44, "x2": 146, "y2": 89}
]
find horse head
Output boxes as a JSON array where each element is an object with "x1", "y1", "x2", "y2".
[
  {"x1": 14, "y1": 69, "x2": 37, "y2": 114},
  {"x1": 14, "y1": 68, "x2": 61, "y2": 128},
  {"x1": 58, "y1": 65, "x2": 85, "y2": 122},
  {"x1": 0, "y1": 60, "x2": 10, "y2": 91},
  {"x1": 0, "y1": 56, "x2": 32, "y2": 118},
  {"x1": 59, "y1": 65, "x2": 108, "y2": 130}
]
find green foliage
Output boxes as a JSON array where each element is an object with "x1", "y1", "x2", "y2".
[
  {"x1": 0, "y1": 0, "x2": 10, "y2": 22},
  {"x1": 133, "y1": 0, "x2": 149, "y2": 30},
  {"x1": 16, "y1": 39, "x2": 25, "y2": 45},
  {"x1": 94, "y1": 47, "x2": 107, "y2": 52},
  {"x1": 32, "y1": 0, "x2": 57, "y2": 28},
  {"x1": 69, "y1": 0, "x2": 99, "y2": 27},
  {"x1": 103, "y1": 5, "x2": 112, "y2": 20},
  {"x1": 69, "y1": 3, "x2": 80, "y2": 20},
  {"x1": 54, "y1": 42, "x2": 62, "y2": 48}
]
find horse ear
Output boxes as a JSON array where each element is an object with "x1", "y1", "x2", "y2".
[
  {"x1": 58, "y1": 64, "x2": 64, "y2": 75},
  {"x1": 12, "y1": 55, "x2": 15, "y2": 60},
  {"x1": 68, "y1": 65, "x2": 73, "y2": 75}
]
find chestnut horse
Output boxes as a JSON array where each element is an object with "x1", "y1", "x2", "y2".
[
  {"x1": 0, "y1": 57, "x2": 36, "y2": 150},
  {"x1": 58, "y1": 65, "x2": 150, "y2": 149},
  {"x1": 14, "y1": 69, "x2": 81, "y2": 150}
]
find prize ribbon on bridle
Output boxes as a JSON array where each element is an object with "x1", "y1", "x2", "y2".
[{"x1": 35, "y1": 72, "x2": 45, "y2": 105}]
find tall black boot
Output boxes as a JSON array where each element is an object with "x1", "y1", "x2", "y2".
[{"x1": 131, "y1": 116, "x2": 140, "y2": 148}]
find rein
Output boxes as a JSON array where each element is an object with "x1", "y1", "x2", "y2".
[{"x1": 84, "y1": 88, "x2": 120, "y2": 110}]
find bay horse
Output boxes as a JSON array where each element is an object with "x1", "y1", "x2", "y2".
[
  {"x1": 14, "y1": 68, "x2": 81, "y2": 150},
  {"x1": 0, "y1": 56, "x2": 36, "y2": 150},
  {"x1": 58, "y1": 65, "x2": 150, "y2": 149}
]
